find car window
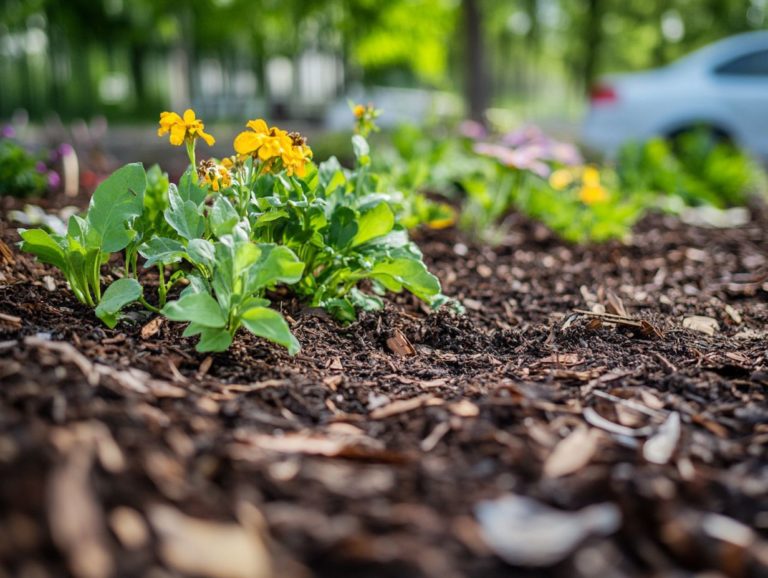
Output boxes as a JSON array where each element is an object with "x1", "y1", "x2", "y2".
[{"x1": 715, "y1": 49, "x2": 768, "y2": 76}]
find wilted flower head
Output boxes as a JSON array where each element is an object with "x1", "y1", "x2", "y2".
[{"x1": 197, "y1": 159, "x2": 232, "y2": 192}]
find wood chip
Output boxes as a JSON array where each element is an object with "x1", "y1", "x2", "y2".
[
  {"x1": 682, "y1": 315, "x2": 719, "y2": 336},
  {"x1": 643, "y1": 412, "x2": 681, "y2": 465},
  {"x1": 386, "y1": 329, "x2": 416, "y2": 357},
  {"x1": 370, "y1": 395, "x2": 442, "y2": 420},
  {"x1": 0, "y1": 239, "x2": 15, "y2": 264},
  {"x1": 109, "y1": 507, "x2": 148, "y2": 550},
  {"x1": 140, "y1": 316, "x2": 164, "y2": 340},
  {"x1": 48, "y1": 439, "x2": 113, "y2": 578},
  {"x1": 198, "y1": 356, "x2": 214, "y2": 377},
  {"x1": 605, "y1": 289, "x2": 627, "y2": 317},
  {"x1": 148, "y1": 504, "x2": 271, "y2": 578},
  {"x1": 0, "y1": 312, "x2": 22, "y2": 330},
  {"x1": 543, "y1": 427, "x2": 600, "y2": 478}
]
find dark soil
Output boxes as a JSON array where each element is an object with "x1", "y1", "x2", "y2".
[{"x1": 1, "y1": 201, "x2": 767, "y2": 578}]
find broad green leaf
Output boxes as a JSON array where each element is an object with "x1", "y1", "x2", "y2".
[
  {"x1": 87, "y1": 163, "x2": 146, "y2": 252},
  {"x1": 95, "y1": 278, "x2": 142, "y2": 328},
  {"x1": 165, "y1": 186, "x2": 205, "y2": 240},
  {"x1": 240, "y1": 306, "x2": 300, "y2": 355},
  {"x1": 352, "y1": 203, "x2": 395, "y2": 247},
  {"x1": 66, "y1": 215, "x2": 89, "y2": 245},
  {"x1": 19, "y1": 229, "x2": 67, "y2": 271},
  {"x1": 209, "y1": 196, "x2": 240, "y2": 238},
  {"x1": 369, "y1": 258, "x2": 441, "y2": 302},
  {"x1": 195, "y1": 327, "x2": 233, "y2": 352},
  {"x1": 328, "y1": 206, "x2": 358, "y2": 249},
  {"x1": 139, "y1": 237, "x2": 186, "y2": 267},
  {"x1": 161, "y1": 292, "x2": 226, "y2": 328},
  {"x1": 178, "y1": 167, "x2": 208, "y2": 205},
  {"x1": 248, "y1": 245, "x2": 304, "y2": 291},
  {"x1": 179, "y1": 274, "x2": 210, "y2": 298},
  {"x1": 187, "y1": 238, "x2": 215, "y2": 268}
]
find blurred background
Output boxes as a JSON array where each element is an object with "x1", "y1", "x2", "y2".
[{"x1": 0, "y1": 0, "x2": 766, "y2": 174}]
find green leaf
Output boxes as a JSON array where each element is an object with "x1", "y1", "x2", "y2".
[
  {"x1": 328, "y1": 206, "x2": 358, "y2": 249},
  {"x1": 209, "y1": 196, "x2": 240, "y2": 238},
  {"x1": 352, "y1": 202, "x2": 395, "y2": 246},
  {"x1": 165, "y1": 186, "x2": 205, "y2": 240},
  {"x1": 19, "y1": 228, "x2": 67, "y2": 271},
  {"x1": 248, "y1": 245, "x2": 304, "y2": 291},
  {"x1": 352, "y1": 135, "x2": 370, "y2": 165},
  {"x1": 87, "y1": 163, "x2": 146, "y2": 252},
  {"x1": 195, "y1": 327, "x2": 233, "y2": 352},
  {"x1": 139, "y1": 237, "x2": 186, "y2": 268},
  {"x1": 369, "y1": 258, "x2": 442, "y2": 302},
  {"x1": 161, "y1": 292, "x2": 226, "y2": 328},
  {"x1": 95, "y1": 278, "x2": 142, "y2": 328},
  {"x1": 240, "y1": 306, "x2": 300, "y2": 355},
  {"x1": 187, "y1": 238, "x2": 215, "y2": 268},
  {"x1": 178, "y1": 167, "x2": 208, "y2": 205}
]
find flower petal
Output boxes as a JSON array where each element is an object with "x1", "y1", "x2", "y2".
[
  {"x1": 234, "y1": 131, "x2": 262, "y2": 155},
  {"x1": 169, "y1": 123, "x2": 186, "y2": 146}
]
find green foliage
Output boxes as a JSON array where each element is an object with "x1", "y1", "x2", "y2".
[
  {"x1": 20, "y1": 164, "x2": 147, "y2": 307},
  {"x1": 244, "y1": 134, "x2": 445, "y2": 322},
  {"x1": 617, "y1": 132, "x2": 767, "y2": 209},
  {"x1": 0, "y1": 138, "x2": 53, "y2": 198},
  {"x1": 19, "y1": 111, "x2": 447, "y2": 353},
  {"x1": 162, "y1": 237, "x2": 302, "y2": 353}
]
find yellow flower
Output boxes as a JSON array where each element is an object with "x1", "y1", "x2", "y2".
[
  {"x1": 158, "y1": 109, "x2": 215, "y2": 147},
  {"x1": 353, "y1": 104, "x2": 366, "y2": 119},
  {"x1": 581, "y1": 166, "x2": 601, "y2": 188},
  {"x1": 549, "y1": 169, "x2": 574, "y2": 191},
  {"x1": 197, "y1": 159, "x2": 232, "y2": 192},
  {"x1": 233, "y1": 119, "x2": 294, "y2": 163},
  {"x1": 281, "y1": 132, "x2": 312, "y2": 177},
  {"x1": 579, "y1": 184, "x2": 608, "y2": 204},
  {"x1": 427, "y1": 216, "x2": 456, "y2": 230}
]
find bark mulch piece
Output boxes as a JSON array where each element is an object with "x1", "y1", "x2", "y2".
[{"x1": 0, "y1": 205, "x2": 767, "y2": 578}]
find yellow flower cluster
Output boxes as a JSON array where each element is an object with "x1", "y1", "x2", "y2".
[
  {"x1": 158, "y1": 109, "x2": 215, "y2": 147},
  {"x1": 549, "y1": 165, "x2": 608, "y2": 205},
  {"x1": 197, "y1": 159, "x2": 232, "y2": 192},
  {"x1": 233, "y1": 119, "x2": 312, "y2": 177}
]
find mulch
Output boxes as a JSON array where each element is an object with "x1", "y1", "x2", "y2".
[{"x1": 0, "y1": 198, "x2": 767, "y2": 578}]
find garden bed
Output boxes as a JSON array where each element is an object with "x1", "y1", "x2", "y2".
[{"x1": 1, "y1": 205, "x2": 767, "y2": 578}]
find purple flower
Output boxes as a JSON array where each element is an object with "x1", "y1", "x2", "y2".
[
  {"x1": 459, "y1": 120, "x2": 487, "y2": 141},
  {"x1": 1, "y1": 125, "x2": 15, "y2": 139},
  {"x1": 58, "y1": 143, "x2": 74, "y2": 156},
  {"x1": 36, "y1": 161, "x2": 47, "y2": 173},
  {"x1": 47, "y1": 170, "x2": 61, "y2": 189}
]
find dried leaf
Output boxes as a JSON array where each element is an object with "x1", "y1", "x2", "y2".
[
  {"x1": 475, "y1": 494, "x2": 621, "y2": 566},
  {"x1": 543, "y1": 427, "x2": 599, "y2": 478},
  {"x1": 148, "y1": 504, "x2": 271, "y2": 578}
]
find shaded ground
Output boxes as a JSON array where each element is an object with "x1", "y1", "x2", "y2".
[{"x1": 0, "y1": 203, "x2": 767, "y2": 578}]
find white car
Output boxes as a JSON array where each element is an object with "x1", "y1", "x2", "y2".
[{"x1": 582, "y1": 31, "x2": 768, "y2": 159}]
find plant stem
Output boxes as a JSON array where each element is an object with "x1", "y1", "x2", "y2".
[
  {"x1": 157, "y1": 265, "x2": 167, "y2": 308},
  {"x1": 139, "y1": 296, "x2": 161, "y2": 314}
]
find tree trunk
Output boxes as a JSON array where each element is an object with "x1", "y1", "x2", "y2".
[
  {"x1": 582, "y1": 0, "x2": 603, "y2": 94},
  {"x1": 462, "y1": 0, "x2": 488, "y2": 124}
]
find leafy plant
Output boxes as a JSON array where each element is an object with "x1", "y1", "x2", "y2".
[
  {"x1": 161, "y1": 235, "x2": 302, "y2": 353},
  {"x1": 616, "y1": 131, "x2": 767, "y2": 209},
  {"x1": 20, "y1": 163, "x2": 146, "y2": 312},
  {"x1": 0, "y1": 136, "x2": 60, "y2": 198}
]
